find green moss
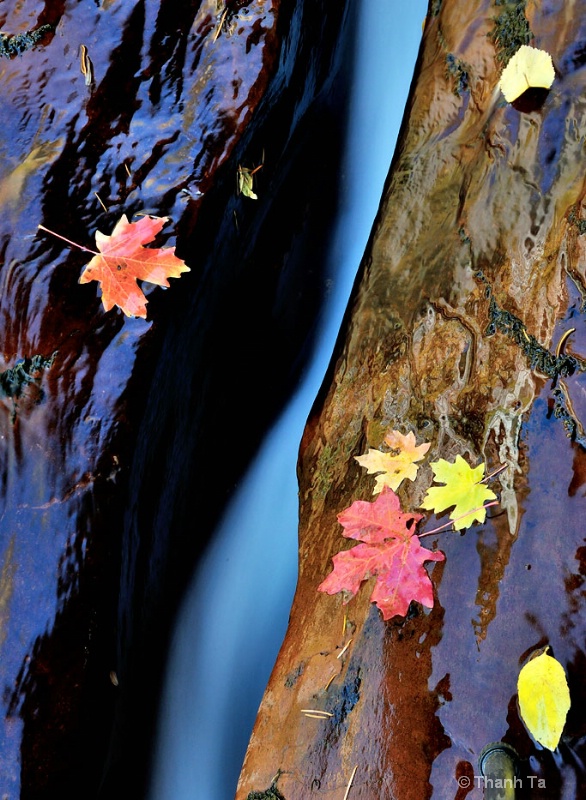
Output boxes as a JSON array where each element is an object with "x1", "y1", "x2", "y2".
[
  {"x1": 458, "y1": 226, "x2": 471, "y2": 245},
  {"x1": 477, "y1": 271, "x2": 586, "y2": 445},
  {"x1": 0, "y1": 352, "x2": 57, "y2": 399},
  {"x1": 284, "y1": 662, "x2": 305, "y2": 688},
  {"x1": 551, "y1": 384, "x2": 586, "y2": 448},
  {"x1": 446, "y1": 53, "x2": 470, "y2": 96},
  {"x1": 431, "y1": 0, "x2": 443, "y2": 16},
  {"x1": 490, "y1": 1, "x2": 533, "y2": 64},
  {"x1": 0, "y1": 352, "x2": 57, "y2": 422},
  {"x1": 365, "y1": 419, "x2": 387, "y2": 446},
  {"x1": 0, "y1": 25, "x2": 53, "y2": 58},
  {"x1": 312, "y1": 444, "x2": 334, "y2": 500},
  {"x1": 247, "y1": 773, "x2": 286, "y2": 800},
  {"x1": 484, "y1": 288, "x2": 577, "y2": 378},
  {"x1": 568, "y1": 207, "x2": 586, "y2": 235},
  {"x1": 246, "y1": 789, "x2": 285, "y2": 800},
  {"x1": 312, "y1": 440, "x2": 351, "y2": 501}
]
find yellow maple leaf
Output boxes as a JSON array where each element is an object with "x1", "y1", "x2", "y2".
[
  {"x1": 355, "y1": 430, "x2": 430, "y2": 493},
  {"x1": 518, "y1": 648, "x2": 570, "y2": 750},
  {"x1": 499, "y1": 45, "x2": 555, "y2": 103},
  {"x1": 420, "y1": 455, "x2": 496, "y2": 530}
]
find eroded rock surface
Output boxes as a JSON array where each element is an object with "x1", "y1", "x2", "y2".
[{"x1": 239, "y1": 2, "x2": 586, "y2": 797}]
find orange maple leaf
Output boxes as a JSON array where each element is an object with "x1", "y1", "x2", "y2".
[
  {"x1": 355, "y1": 429, "x2": 430, "y2": 493},
  {"x1": 76, "y1": 214, "x2": 189, "y2": 318}
]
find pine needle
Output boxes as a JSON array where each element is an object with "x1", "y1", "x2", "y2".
[
  {"x1": 343, "y1": 766, "x2": 358, "y2": 800},
  {"x1": 337, "y1": 639, "x2": 352, "y2": 660}
]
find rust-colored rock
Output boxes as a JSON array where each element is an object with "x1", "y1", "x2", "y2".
[{"x1": 239, "y1": 2, "x2": 586, "y2": 797}]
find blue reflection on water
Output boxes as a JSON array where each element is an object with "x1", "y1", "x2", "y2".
[{"x1": 149, "y1": 2, "x2": 425, "y2": 797}]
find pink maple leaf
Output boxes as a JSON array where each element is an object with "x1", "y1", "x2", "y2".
[{"x1": 318, "y1": 487, "x2": 444, "y2": 620}]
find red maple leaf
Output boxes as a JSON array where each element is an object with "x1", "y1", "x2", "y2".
[
  {"x1": 77, "y1": 214, "x2": 189, "y2": 318},
  {"x1": 318, "y1": 487, "x2": 444, "y2": 620}
]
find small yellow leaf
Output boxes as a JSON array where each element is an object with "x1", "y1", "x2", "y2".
[
  {"x1": 355, "y1": 430, "x2": 430, "y2": 493},
  {"x1": 518, "y1": 648, "x2": 570, "y2": 751},
  {"x1": 420, "y1": 455, "x2": 496, "y2": 530},
  {"x1": 499, "y1": 45, "x2": 555, "y2": 103}
]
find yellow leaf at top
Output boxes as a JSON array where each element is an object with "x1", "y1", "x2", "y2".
[
  {"x1": 420, "y1": 455, "x2": 496, "y2": 530},
  {"x1": 355, "y1": 430, "x2": 430, "y2": 493},
  {"x1": 518, "y1": 648, "x2": 570, "y2": 751},
  {"x1": 499, "y1": 45, "x2": 555, "y2": 103}
]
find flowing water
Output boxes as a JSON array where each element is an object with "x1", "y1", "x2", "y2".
[{"x1": 148, "y1": 1, "x2": 426, "y2": 798}]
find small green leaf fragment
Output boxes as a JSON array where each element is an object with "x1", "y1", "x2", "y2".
[{"x1": 238, "y1": 167, "x2": 258, "y2": 200}]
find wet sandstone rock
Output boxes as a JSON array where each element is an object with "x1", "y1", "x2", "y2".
[
  {"x1": 239, "y1": 2, "x2": 586, "y2": 798},
  {"x1": 0, "y1": 1, "x2": 353, "y2": 797}
]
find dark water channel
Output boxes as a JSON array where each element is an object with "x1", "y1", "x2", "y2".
[
  {"x1": 0, "y1": 0, "x2": 355, "y2": 796},
  {"x1": 149, "y1": 4, "x2": 425, "y2": 798}
]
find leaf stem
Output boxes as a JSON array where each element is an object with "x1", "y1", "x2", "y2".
[
  {"x1": 418, "y1": 500, "x2": 500, "y2": 538},
  {"x1": 481, "y1": 463, "x2": 508, "y2": 484},
  {"x1": 37, "y1": 224, "x2": 98, "y2": 256}
]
